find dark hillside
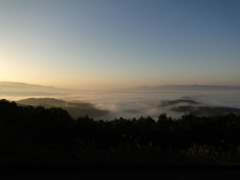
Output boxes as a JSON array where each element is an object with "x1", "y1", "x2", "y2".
[
  {"x1": 17, "y1": 98, "x2": 108, "y2": 118},
  {"x1": 1, "y1": 99, "x2": 240, "y2": 179}
]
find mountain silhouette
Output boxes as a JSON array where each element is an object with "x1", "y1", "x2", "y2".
[
  {"x1": 159, "y1": 98, "x2": 240, "y2": 116},
  {"x1": 17, "y1": 98, "x2": 108, "y2": 119},
  {"x1": 136, "y1": 85, "x2": 240, "y2": 91},
  {"x1": 0, "y1": 81, "x2": 71, "y2": 96}
]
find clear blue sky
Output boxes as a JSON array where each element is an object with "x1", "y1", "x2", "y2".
[{"x1": 0, "y1": 0, "x2": 239, "y2": 89}]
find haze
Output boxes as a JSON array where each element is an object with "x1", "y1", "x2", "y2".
[
  {"x1": 1, "y1": 0, "x2": 240, "y2": 89},
  {"x1": 1, "y1": 82, "x2": 240, "y2": 120}
]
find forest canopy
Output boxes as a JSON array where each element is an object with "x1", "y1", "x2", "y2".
[{"x1": 1, "y1": 99, "x2": 240, "y2": 166}]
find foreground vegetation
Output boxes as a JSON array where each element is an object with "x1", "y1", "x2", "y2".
[{"x1": 1, "y1": 99, "x2": 240, "y2": 167}]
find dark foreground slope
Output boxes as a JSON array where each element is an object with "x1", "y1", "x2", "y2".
[{"x1": 1, "y1": 99, "x2": 240, "y2": 179}]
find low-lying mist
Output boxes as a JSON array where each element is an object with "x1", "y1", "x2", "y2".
[
  {"x1": 62, "y1": 87, "x2": 240, "y2": 120},
  {"x1": 1, "y1": 82, "x2": 240, "y2": 120}
]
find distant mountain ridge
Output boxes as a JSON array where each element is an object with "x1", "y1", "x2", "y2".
[
  {"x1": 0, "y1": 81, "x2": 72, "y2": 96},
  {"x1": 136, "y1": 85, "x2": 240, "y2": 91}
]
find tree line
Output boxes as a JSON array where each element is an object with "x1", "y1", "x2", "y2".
[{"x1": 1, "y1": 99, "x2": 240, "y2": 165}]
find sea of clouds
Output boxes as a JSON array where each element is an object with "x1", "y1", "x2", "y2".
[{"x1": 61, "y1": 88, "x2": 240, "y2": 120}]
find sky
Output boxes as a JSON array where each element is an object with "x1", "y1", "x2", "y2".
[{"x1": 0, "y1": 0, "x2": 240, "y2": 89}]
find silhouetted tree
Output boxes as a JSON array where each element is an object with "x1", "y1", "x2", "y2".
[{"x1": 1, "y1": 99, "x2": 240, "y2": 164}]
